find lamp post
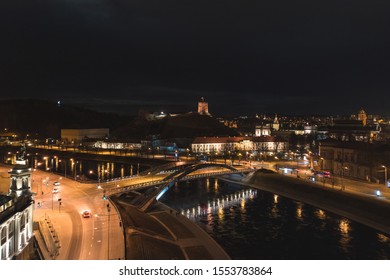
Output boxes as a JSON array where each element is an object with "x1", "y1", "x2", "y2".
[
  {"x1": 52, "y1": 185, "x2": 54, "y2": 211},
  {"x1": 70, "y1": 158, "x2": 75, "y2": 179},
  {"x1": 58, "y1": 198, "x2": 62, "y2": 213},
  {"x1": 382, "y1": 165, "x2": 388, "y2": 187},
  {"x1": 341, "y1": 165, "x2": 348, "y2": 191},
  {"x1": 107, "y1": 202, "x2": 111, "y2": 260}
]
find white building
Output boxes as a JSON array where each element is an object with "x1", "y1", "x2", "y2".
[
  {"x1": 0, "y1": 158, "x2": 34, "y2": 260},
  {"x1": 255, "y1": 125, "x2": 271, "y2": 136},
  {"x1": 192, "y1": 136, "x2": 288, "y2": 155}
]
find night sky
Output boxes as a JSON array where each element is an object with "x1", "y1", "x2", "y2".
[{"x1": 1, "y1": 0, "x2": 390, "y2": 116}]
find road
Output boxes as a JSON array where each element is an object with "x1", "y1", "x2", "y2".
[{"x1": 0, "y1": 164, "x2": 125, "y2": 260}]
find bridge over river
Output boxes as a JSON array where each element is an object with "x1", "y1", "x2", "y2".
[
  {"x1": 107, "y1": 162, "x2": 253, "y2": 260},
  {"x1": 109, "y1": 161, "x2": 253, "y2": 211}
]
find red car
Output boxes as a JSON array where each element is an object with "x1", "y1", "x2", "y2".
[{"x1": 82, "y1": 210, "x2": 91, "y2": 218}]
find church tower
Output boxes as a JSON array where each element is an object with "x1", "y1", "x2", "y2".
[
  {"x1": 198, "y1": 97, "x2": 210, "y2": 115},
  {"x1": 272, "y1": 114, "x2": 280, "y2": 131},
  {"x1": 8, "y1": 145, "x2": 32, "y2": 198},
  {"x1": 358, "y1": 108, "x2": 367, "y2": 126}
]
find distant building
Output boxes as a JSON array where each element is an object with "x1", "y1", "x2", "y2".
[
  {"x1": 191, "y1": 136, "x2": 288, "y2": 155},
  {"x1": 272, "y1": 115, "x2": 280, "y2": 131},
  {"x1": 328, "y1": 119, "x2": 380, "y2": 142},
  {"x1": 304, "y1": 125, "x2": 318, "y2": 135},
  {"x1": 255, "y1": 124, "x2": 271, "y2": 136},
  {"x1": 0, "y1": 156, "x2": 34, "y2": 260},
  {"x1": 358, "y1": 108, "x2": 368, "y2": 126},
  {"x1": 86, "y1": 140, "x2": 142, "y2": 151},
  {"x1": 319, "y1": 140, "x2": 390, "y2": 183},
  {"x1": 253, "y1": 115, "x2": 282, "y2": 137},
  {"x1": 197, "y1": 97, "x2": 210, "y2": 115}
]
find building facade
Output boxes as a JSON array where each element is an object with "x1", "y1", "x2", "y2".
[
  {"x1": 319, "y1": 140, "x2": 390, "y2": 183},
  {"x1": 0, "y1": 157, "x2": 34, "y2": 260},
  {"x1": 197, "y1": 97, "x2": 210, "y2": 115},
  {"x1": 192, "y1": 136, "x2": 288, "y2": 156}
]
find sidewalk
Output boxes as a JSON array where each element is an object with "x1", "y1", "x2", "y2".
[
  {"x1": 33, "y1": 203, "x2": 73, "y2": 260},
  {"x1": 246, "y1": 160, "x2": 390, "y2": 203},
  {"x1": 274, "y1": 167, "x2": 390, "y2": 202}
]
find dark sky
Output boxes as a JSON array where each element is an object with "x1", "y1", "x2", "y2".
[{"x1": 1, "y1": 0, "x2": 390, "y2": 116}]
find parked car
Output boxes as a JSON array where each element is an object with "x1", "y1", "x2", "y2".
[
  {"x1": 53, "y1": 181, "x2": 60, "y2": 186},
  {"x1": 52, "y1": 188, "x2": 59, "y2": 193}
]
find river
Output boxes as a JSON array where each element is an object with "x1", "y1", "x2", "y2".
[{"x1": 160, "y1": 177, "x2": 390, "y2": 260}]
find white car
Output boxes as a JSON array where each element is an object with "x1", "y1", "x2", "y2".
[
  {"x1": 53, "y1": 181, "x2": 60, "y2": 186},
  {"x1": 52, "y1": 188, "x2": 59, "y2": 193}
]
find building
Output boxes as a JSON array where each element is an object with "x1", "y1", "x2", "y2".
[
  {"x1": 255, "y1": 124, "x2": 271, "y2": 136},
  {"x1": 86, "y1": 139, "x2": 142, "y2": 151},
  {"x1": 327, "y1": 120, "x2": 380, "y2": 142},
  {"x1": 191, "y1": 136, "x2": 288, "y2": 156},
  {"x1": 197, "y1": 97, "x2": 210, "y2": 115},
  {"x1": 319, "y1": 140, "x2": 390, "y2": 183},
  {"x1": 272, "y1": 115, "x2": 280, "y2": 131},
  {"x1": 357, "y1": 108, "x2": 368, "y2": 126},
  {"x1": 0, "y1": 150, "x2": 34, "y2": 260},
  {"x1": 252, "y1": 136, "x2": 289, "y2": 157}
]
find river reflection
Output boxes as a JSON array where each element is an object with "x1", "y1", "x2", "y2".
[
  {"x1": 160, "y1": 177, "x2": 390, "y2": 260},
  {"x1": 180, "y1": 188, "x2": 257, "y2": 219}
]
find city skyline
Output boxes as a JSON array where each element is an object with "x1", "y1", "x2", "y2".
[{"x1": 1, "y1": 0, "x2": 390, "y2": 116}]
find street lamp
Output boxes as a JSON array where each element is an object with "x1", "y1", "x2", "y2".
[
  {"x1": 381, "y1": 165, "x2": 388, "y2": 187},
  {"x1": 341, "y1": 165, "x2": 348, "y2": 191},
  {"x1": 107, "y1": 203, "x2": 111, "y2": 260}
]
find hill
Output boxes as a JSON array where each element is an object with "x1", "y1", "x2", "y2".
[
  {"x1": 112, "y1": 112, "x2": 239, "y2": 139},
  {"x1": 0, "y1": 99, "x2": 129, "y2": 138}
]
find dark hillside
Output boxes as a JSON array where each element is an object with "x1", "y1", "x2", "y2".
[
  {"x1": 0, "y1": 100, "x2": 129, "y2": 138},
  {"x1": 112, "y1": 113, "x2": 239, "y2": 139}
]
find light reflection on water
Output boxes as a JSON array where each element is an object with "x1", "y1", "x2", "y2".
[
  {"x1": 160, "y1": 178, "x2": 390, "y2": 260},
  {"x1": 181, "y1": 189, "x2": 257, "y2": 219}
]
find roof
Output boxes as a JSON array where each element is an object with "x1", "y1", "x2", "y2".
[
  {"x1": 192, "y1": 136, "x2": 252, "y2": 144},
  {"x1": 0, "y1": 194, "x2": 12, "y2": 207},
  {"x1": 192, "y1": 136, "x2": 285, "y2": 144}
]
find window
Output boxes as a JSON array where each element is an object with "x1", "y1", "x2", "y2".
[
  {"x1": 20, "y1": 214, "x2": 25, "y2": 231},
  {"x1": 1, "y1": 227, "x2": 6, "y2": 245},
  {"x1": 8, "y1": 221, "x2": 14, "y2": 239}
]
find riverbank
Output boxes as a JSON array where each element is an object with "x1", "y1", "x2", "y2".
[{"x1": 220, "y1": 169, "x2": 390, "y2": 236}]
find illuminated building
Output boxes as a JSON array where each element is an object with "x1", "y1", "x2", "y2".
[
  {"x1": 358, "y1": 108, "x2": 367, "y2": 126},
  {"x1": 0, "y1": 153, "x2": 34, "y2": 260},
  {"x1": 255, "y1": 124, "x2": 271, "y2": 136},
  {"x1": 191, "y1": 136, "x2": 288, "y2": 155},
  {"x1": 272, "y1": 114, "x2": 280, "y2": 131},
  {"x1": 198, "y1": 97, "x2": 210, "y2": 115}
]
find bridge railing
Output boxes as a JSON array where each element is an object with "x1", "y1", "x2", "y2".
[{"x1": 109, "y1": 168, "x2": 253, "y2": 195}]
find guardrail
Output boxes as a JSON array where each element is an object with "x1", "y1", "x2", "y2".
[{"x1": 38, "y1": 214, "x2": 61, "y2": 259}]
